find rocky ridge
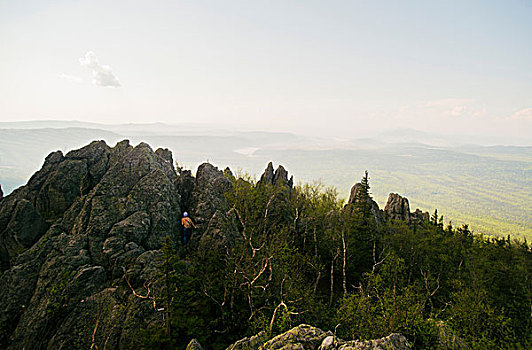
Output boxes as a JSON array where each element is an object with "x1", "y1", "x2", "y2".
[
  {"x1": 188, "y1": 324, "x2": 410, "y2": 350},
  {"x1": 0, "y1": 140, "x2": 427, "y2": 349},
  {"x1": 348, "y1": 185, "x2": 428, "y2": 225}
]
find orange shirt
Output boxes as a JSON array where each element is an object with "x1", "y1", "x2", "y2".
[{"x1": 181, "y1": 217, "x2": 193, "y2": 229}]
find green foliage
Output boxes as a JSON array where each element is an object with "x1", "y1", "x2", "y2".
[
  {"x1": 336, "y1": 253, "x2": 439, "y2": 348},
  {"x1": 139, "y1": 173, "x2": 532, "y2": 349}
]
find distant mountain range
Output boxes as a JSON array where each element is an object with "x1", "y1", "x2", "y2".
[{"x1": 0, "y1": 120, "x2": 531, "y2": 238}]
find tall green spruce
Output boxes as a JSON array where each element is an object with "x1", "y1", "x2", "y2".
[{"x1": 140, "y1": 172, "x2": 532, "y2": 349}]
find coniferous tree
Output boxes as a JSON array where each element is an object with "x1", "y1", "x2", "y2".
[{"x1": 431, "y1": 209, "x2": 439, "y2": 226}]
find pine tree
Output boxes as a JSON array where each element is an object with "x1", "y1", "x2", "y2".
[
  {"x1": 431, "y1": 209, "x2": 438, "y2": 226},
  {"x1": 356, "y1": 170, "x2": 372, "y2": 222}
]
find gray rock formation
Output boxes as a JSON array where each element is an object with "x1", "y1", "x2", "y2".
[
  {"x1": 335, "y1": 333, "x2": 410, "y2": 349},
  {"x1": 192, "y1": 163, "x2": 232, "y2": 227},
  {"x1": 383, "y1": 193, "x2": 429, "y2": 225},
  {"x1": 0, "y1": 140, "x2": 112, "y2": 272},
  {"x1": 345, "y1": 183, "x2": 430, "y2": 226},
  {"x1": 258, "y1": 162, "x2": 294, "y2": 191},
  {"x1": 0, "y1": 139, "x2": 428, "y2": 349},
  {"x1": 176, "y1": 169, "x2": 196, "y2": 212},
  {"x1": 220, "y1": 324, "x2": 410, "y2": 350},
  {"x1": 411, "y1": 209, "x2": 430, "y2": 225},
  {"x1": 0, "y1": 140, "x2": 233, "y2": 350},
  {"x1": 384, "y1": 193, "x2": 411, "y2": 222},
  {"x1": 190, "y1": 163, "x2": 236, "y2": 244},
  {"x1": 225, "y1": 331, "x2": 268, "y2": 350},
  {"x1": 0, "y1": 184, "x2": 3, "y2": 200},
  {"x1": 262, "y1": 324, "x2": 329, "y2": 349},
  {"x1": 259, "y1": 162, "x2": 275, "y2": 185},
  {"x1": 347, "y1": 183, "x2": 384, "y2": 223},
  {"x1": 0, "y1": 140, "x2": 181, "y2": 349}
]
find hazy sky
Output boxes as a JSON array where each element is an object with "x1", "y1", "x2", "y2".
[{"x1": 1, "y1": 0, "x2": 531, "y2": 140}]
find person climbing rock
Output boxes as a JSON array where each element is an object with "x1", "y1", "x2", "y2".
[{"x1": 181, "y1": 212, "x2": 197, "y2": 245}]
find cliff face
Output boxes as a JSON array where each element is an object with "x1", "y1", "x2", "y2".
[
  {"x1": 0, "y1": 140, "x2": 234, "y2": 349},
  {"x1": 0, "y1": 141, "x2": 426, "y2": 349}
]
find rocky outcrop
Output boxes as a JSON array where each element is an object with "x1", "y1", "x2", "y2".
[
  {"x1": 0, "y1": 140, "x2": 112, "y2": 272},
  {"x1": 190, "y1": 163, "x2": 236, "y2": 244},
  {"x1": 0, "y1": 140, "x2": 236, "y2": 350},
  {"x1": 384, "y1": 193, "x2": 411, "y2": 222},
  {"x1": 176, "y1": 169, "x2": 196, "y2": 212},
  {"x1": 258, "y1": 162, "x2": 294, "y2": 191},
  {"x1": 383, "y1": 193, "x2": 429, "y2": 225},
  {"x1": 0, "y1": 184, "x2": 3, "y2": 200},
  {"x1": 192, "y1": 163, "x2": 232, "y2": 227},
  {"x1": 345, "y1": 185, "x2": 429, "y2": 226},
  {"x1": 221, "y1": 324, "x2": 410, "y2": 350},
  {"x1": 0, "y1": 139, "x2": 428, "y2": 349},
  {"x1": 411, "y1": 209, "x2": 430, "y2": 225},
  {"x1": 262, "y1": 324, "x2": 329, "y2": 349},
  {"x1": 226, "y1": 331, "x2": 268, "y2": 350},
  {"x1": 347, "y1": 183, "x2": 384, "y2": 223},
  {"x1": 334, "y1": 334, "x2": 410, "y2": 350},
  {"x1": 0, "y1": 140, "x2": 183, "y2": 349},
  {"x1": 259, "y1": 162, "x2": 275, "y2": 185}
]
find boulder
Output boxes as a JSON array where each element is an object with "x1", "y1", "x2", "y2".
[
  {"x1": 226, "y1": 331, "x2": 268, "y2": 350},
  {"x1": 225, "y1": 325, "x2": 410, "y2": 350},
  {"x1": 261, "y1": 324, "x2": 329, "y2": 350},
  {"x1": 336, "y1": 333, "x2": 410, "y2": 349}
]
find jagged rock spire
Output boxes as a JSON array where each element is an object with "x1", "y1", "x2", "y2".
[
  {"x1": 384, "y1": 193, "x2": 411, "y2": 222},
  {"x1": 259, "y1": 162, "x2": 275, "y2": 184},
  {"x1": 258, "y1": 162, "x2": 293, "y2": 190},
  {"x1": 383, "y1": 192, "x2": 429, "y2": 224}
]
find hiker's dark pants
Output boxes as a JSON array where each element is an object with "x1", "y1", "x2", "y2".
[{"x1": 183, "y1": 228, "x2": 192, "y2": 245}]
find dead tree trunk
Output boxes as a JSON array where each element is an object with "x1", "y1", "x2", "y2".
[{"x1": 342, "y1": 228, "x2": 347, "y2": 298}]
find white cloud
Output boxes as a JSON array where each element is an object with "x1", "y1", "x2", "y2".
[
  {"x1": 509, "y1": 108, "x2": 532, "y2": 121},
  {"x1": 423, "y1": 98, "x2": 483, "y2": 119},
  {"x1": 59, "y1": 73, "x2": 83, "y2": 83},
  {"x1": 79, "y1": 51, "x2": 120, "y2": 87}
]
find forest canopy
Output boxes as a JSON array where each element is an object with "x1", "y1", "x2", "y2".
[{"x1": 144, "y1": 171, "x2": 532, "y2": 349}]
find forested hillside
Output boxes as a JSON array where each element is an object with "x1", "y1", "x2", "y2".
[
  {"x1": 0, "y1": 140, "x2": 530, "y2": 349},
  {"x1": 148, "y1": 167, "x2": 531, "y2": 349}
]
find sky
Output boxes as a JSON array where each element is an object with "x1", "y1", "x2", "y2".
[{"x1": 1, "y1": 0, "x2": 531, "y2": 141}]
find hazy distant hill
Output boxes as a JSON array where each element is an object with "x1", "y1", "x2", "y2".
[{"x1": 0, "y1": 120, "x2": 530, "y2": 238}]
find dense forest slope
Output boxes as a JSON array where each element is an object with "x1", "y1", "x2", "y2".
[{"x1": 0, "y1": 140, "x2": 530, "y2": 349}]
